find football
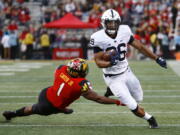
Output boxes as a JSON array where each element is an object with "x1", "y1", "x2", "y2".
[{"x1": 102, "y1": 49, "x2": 117, "y2": 61}]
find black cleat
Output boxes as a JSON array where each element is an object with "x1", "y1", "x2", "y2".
[
  {"x1": 63, "y1": 108, "x2": 74, "y2": 114},
  {"x1": 104, "y1": 87, "x2": 114, "y2": 97},
  {"x1": 147, "y1": 116, "x2": 159, "y2": 129},
  {"x1": 2, "y1": 111, "x2": 16, "y2": 121}
]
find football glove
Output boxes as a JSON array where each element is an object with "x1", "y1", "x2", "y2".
[
  {"x1": 115, "y1": 100, "x2": 126, "y2": 106},
  {"x1": 110, "y1": 51, "x2": 120, "y2": 66},
  {"x1": 156, "y1": 57, "x2": 167, "y2": 68}
]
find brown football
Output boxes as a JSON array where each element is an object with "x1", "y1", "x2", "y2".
[{"x1": 102, "y1": 49, "x2": 117, "y2": 61}]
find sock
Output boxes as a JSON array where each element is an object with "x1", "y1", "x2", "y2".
[
  {"x1": 143, "y1": 112, "x2": 152, "y2": 120},
  {"x1": 15, "y1": 107, "x2": 26, "y2": 116}
]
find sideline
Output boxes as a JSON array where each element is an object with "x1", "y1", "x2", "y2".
[{"x1": 168, "y1": 60, "x2": 180, "y2": 77}]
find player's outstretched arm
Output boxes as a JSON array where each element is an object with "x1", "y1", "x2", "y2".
[
  {"x1": 82, "y1": 89, "x2": 123, "y2": 106},
  {"x1": 131, "y1": 39, "x2": 167, "y2": 68}
]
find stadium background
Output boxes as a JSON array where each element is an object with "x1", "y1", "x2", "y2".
[
  {"x1": 0, "y1": 0, "x2": 180, "y2": 135},
  {"x1": 0, "y1": 0, "x2": 180, "y2": 60}
]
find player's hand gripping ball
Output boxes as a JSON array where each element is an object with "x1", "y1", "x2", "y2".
[{"x1": 103, "y1": 49, "x2": 120, "y2": 65}]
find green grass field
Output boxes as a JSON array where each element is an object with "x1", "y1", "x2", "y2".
[{"x1": 0, "y1": 60, "x2": 180, "y2": 135}]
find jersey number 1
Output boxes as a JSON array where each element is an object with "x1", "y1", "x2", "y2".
[{"x1": 57, "y1": 83, "x2": 65, "y2": 96}]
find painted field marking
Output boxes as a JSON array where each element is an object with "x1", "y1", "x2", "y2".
[
  {"x1": 0, "y1": 124, "x2": 180, "y2": 127},
  {"x1": 0, "y1": 73, "x2": 15, "y2": 76},
  {"x1": 0, "y1": 69, "x2": 29, "y2": 72},
  {"x1": 0, "y1": 102, "x2": 180, "y2": 105},
  {"x1": 0, "y1": 95, "x2": 180, "y2": 98},
  {"x1": 168, "y1": 60, "x2": 180, "y2": 77},
  {"x1": 0, "y1": 62, "x2": 53, "y2": 76},
  {"x1": 0, "y1": 90, "x2": 179, "y2": 93}
]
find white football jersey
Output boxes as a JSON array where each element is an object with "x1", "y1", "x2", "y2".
[{"x1": 89, "y1": 25, "x2": 133, "y2": 74}]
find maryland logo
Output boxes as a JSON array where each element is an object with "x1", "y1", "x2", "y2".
[{"x1": 80, "y1": 80, "x2": 92, "y2": 92}]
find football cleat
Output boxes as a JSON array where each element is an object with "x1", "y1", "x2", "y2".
[
  {"x1": 147, "y1": 116, "x2": 159, "y2": 129},
  {"x1": 63, "y1": 108, "x2": 74, "y2": 114},
  {"x1": 104, "y1": 87, "x2": 114, "y2": 97},
  {"x1": 3, "y1": 111, "x2": 16, "y2": 121}
]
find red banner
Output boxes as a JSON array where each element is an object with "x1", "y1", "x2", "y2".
[{"x1": 52, "y1": 48, "x2": 83, "y2": 60}]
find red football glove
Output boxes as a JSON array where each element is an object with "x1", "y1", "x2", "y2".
[{"x1": 115, "y1": 100, "x2": 126, "y2": 106}]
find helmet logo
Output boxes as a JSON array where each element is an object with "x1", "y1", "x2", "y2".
[{"x1": 67, "y1": 58, "x2": 88, "y2": 78}]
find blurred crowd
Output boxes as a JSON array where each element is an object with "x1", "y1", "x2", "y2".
[{"x1": 0, "y1": 0, "x2": 180, "y2": 60}]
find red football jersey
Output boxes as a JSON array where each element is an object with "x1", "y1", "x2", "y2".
[{"x1": 46, "y1": 65, "x2": 91, "y2": 109}]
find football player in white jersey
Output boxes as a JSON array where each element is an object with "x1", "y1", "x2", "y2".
[{"x1": 89, "y1": 9, "x2": 167, "y2": 129}]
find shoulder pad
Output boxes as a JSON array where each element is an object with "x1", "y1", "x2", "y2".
[
  {"x1": 79, "y1": 80, "x2": 92, "y2": 92},
  {"x1": 119, "y1": 25, "x2": 133, "y2": 35},
  {"x1": 89, "y1": 30, "x2": 104, "y2": 48}
]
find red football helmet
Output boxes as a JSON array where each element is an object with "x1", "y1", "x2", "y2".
[{"x1": 67, "y1": 58, "x2": 89, "y2": 78}]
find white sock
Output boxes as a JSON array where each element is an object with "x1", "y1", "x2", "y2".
[{"x1": 143, "y1": 112, "x2": 152, "y2": 120}]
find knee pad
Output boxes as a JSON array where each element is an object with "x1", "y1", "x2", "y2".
[{"x1": 136, "y1": 97, "x2": 143, "y2": 103}]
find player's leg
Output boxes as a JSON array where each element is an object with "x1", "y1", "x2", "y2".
[
  {"x1": 104, "y1": 87, "x2": 114, "y2": 97},
  {"x1": 131, "y1": 105, "x2": 158, "y2": 128},
  {"x1": 3, "y1": 106, "x2": 33, "y2": 121},
  {"x1": 126, "y1": 68, "x2": 159, "y2": 128},
  {"x1": 103, "y1": 74, "x2": 138, "y2": 109},
  {"x1": 31, "y1": 88, "x2": 73, "y2": 115},
  {"x1": 104, "y1": 74, "x2": 158, "y2": 128},
  {"x1": 2, "y1": 88, "x2": 49, "y2": 120}
]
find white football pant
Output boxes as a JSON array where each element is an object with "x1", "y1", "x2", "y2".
[{"x1": 103, "y1": 67, "x2": 143, "y2": 110}]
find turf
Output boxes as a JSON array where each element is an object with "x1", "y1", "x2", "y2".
[{"x1": 0, "y1": 60, "x2": 180, "y2": 135}]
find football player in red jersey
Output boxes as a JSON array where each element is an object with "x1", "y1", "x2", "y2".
[{"x1": 2, "y1": 58, "x2": 123, "y2": 121}]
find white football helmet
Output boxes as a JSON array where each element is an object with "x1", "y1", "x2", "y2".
[{"x1": 101, "y1": 9, "x2": 121, "y2": 35}]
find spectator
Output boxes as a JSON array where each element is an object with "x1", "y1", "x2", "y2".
[
  {"x1": 150, "y1": 31, "x2": 159, "y2": 55},
  {"x1": 24, "y1": 29, "x2": 34, "y2": 59},
  {"x1": 175, "y1": 30, "x2": 180, "y2": 52},
  {"x1": 1, "y1": 31, "x2": 10, "y2": 59},
  {"x1": 49, "y1": 30, "x2": 56, "y2": 48},
  {"x1": 171, "y1": 1, "x2": 178, "y2": 29},
  {"x1": 40, "y1": 30, "x2": 51, "y2": 59},
  {"x1": 0, "y1": 1, "x2": 4, "y2": 12},
  {"x1": 8, "y1": 20, "x2": 18, "y2": 31},
  {"x1": 18, "y1": 7, "x2": 31, "y2": 26},
  {"x1": 19, "y1": 28, "x2": 28, "y2": 59},
  {"x1": 41, "y1": 0, "x2": 49, "y2": 7},
  {"x1": 64, "y1": 0, "x2": 76, "y2": 13},
  {"x1": 80, "y1": 34, "x2": 89, "y2": 59},
  {"x1": 0, "y1": 29, "x2": 3, "y2": 59},
  {"x1": 9, "y1": 31, "x2": 18, "y2": 59},
  {"x1": 161, "y1": 30, "x2": 171, "y2": 59}
]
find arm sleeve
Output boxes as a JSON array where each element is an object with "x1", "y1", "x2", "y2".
[
  {"x1": 93, "y1": 46, "x2": 103, "y2": 53},
  {"x1": 128, "y1": 35, "x2": 134, "y2": 44}
]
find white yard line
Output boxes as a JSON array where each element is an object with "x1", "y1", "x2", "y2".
[
  {"x1": 0, "y1": 95, "x2": 180, "y2": 98},
  {"x1": 0, "y1": 69, "x2": 29, "y2": 72},
  {"x1": 0, "y1": 124, "x2": 180, "y2": 127},
  {"x1": 168, "y1": 60, "x2": 180, "y2": 77},
  {"x1": 0, "y1": 62, "x2": 53, "y2": 76},
  {"x1": 0, "y1": 102, "x2": 180, "y2": 105},
  {"x1": 0, "y1": 90, "x2": 179, "y2": 93},
  {"x1": 0, "y1": 73, "x2": 15, "y2": 76}
]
